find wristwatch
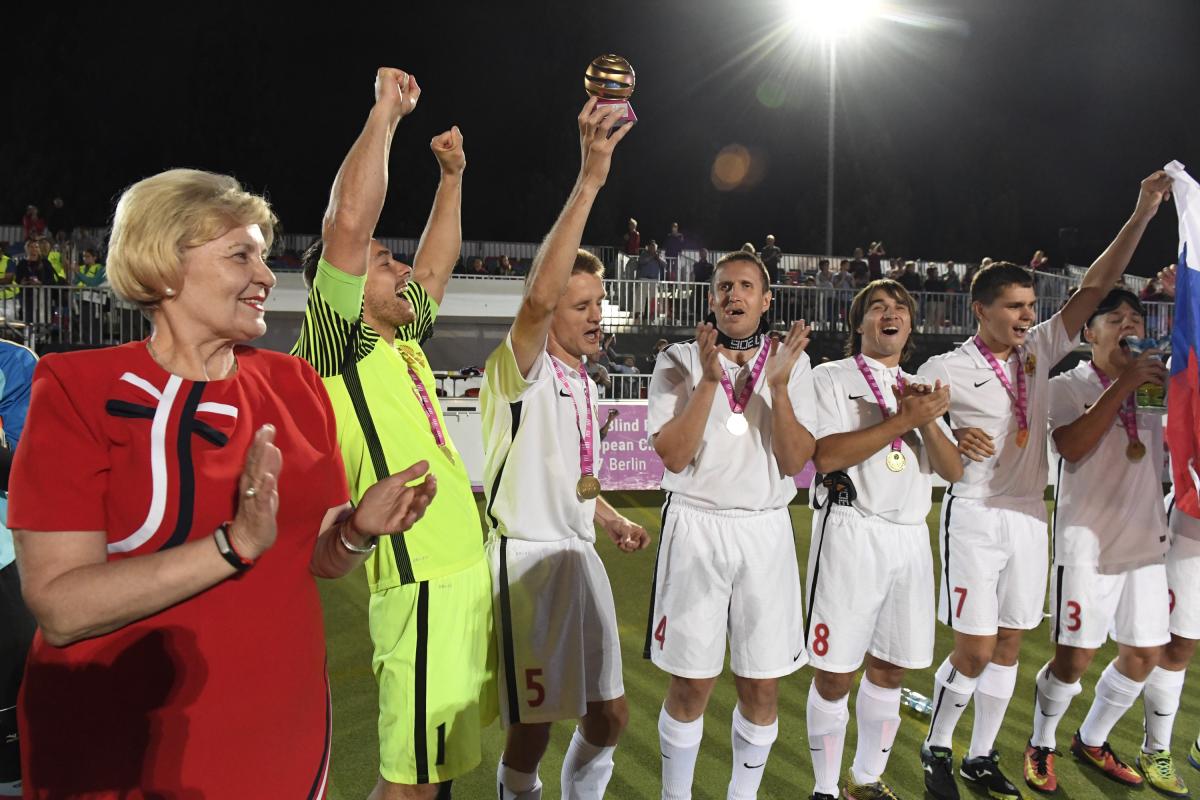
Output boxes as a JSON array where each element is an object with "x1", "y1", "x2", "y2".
[{"x1": 214, "y1": 522, "x2": 254, "y2": 571}]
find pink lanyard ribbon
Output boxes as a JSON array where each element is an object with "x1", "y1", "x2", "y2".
[
  {"x1": 550, "y1": 356, "x2": 596, "y2": 479},
  {"x1": 720, "y1": 341, "x2": 772, "y2": 416},
  {"x1": 854, "y1": 354, "x2": 906, "y2": 454},
  {"x1": 406, "y1": 363, "x2": 448, "y2": 448},
  {"x1": 974, "y1": 336, "x2": 1028, "y2": 436},
  {"x1": 1089, "y1": 362, "x2": 1140, "y2": 446}
]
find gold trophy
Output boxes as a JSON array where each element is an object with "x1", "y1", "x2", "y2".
[{"x1": 584, "y1": 54, "x2": 637, "y2": 127}]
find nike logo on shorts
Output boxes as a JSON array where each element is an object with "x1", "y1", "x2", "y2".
[
  {"x1": 810, "y1": 747, "x2": 824, "y2": 752},
  {"x1": 974, "y1": 379, "x2": 992, "y2": 388},
  {"x1": 744, "y1": 762, "x2": 766, "y2": 769},
  {"x1": 794, "y1": 651, "x2": 804, "y2": 661},
  {"x1": 1084, "y1": 402, "x2": 1095, "y2": 409},
  {"x1": 1154, "y1": 711, "x2": 1173, "y2": 717},
  {"x1": 882, "y1": 747, "x2": 892, "y2": 753},
  {"x1": 954, "y1": 702, "x2": 968, "y2": 708}
]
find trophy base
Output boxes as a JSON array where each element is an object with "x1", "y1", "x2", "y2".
[{"x1": 596, "y1": 98, "x2": 637, "y2": 127}]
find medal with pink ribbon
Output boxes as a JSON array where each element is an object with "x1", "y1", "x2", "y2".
[
  {"x1": 974, "y1": 336, "x2": 1030, "y2": 448},
  {"x1": 854, "y1": 354, "x2": 908, "y2": 472},
  {"x1": 550, "y1": 356, "x2": 601, "y2": 500},
  {"x1": 1089, "y1": 362, "x2": 1146, "y2": 462},
  {"x1": 402, "y1": 352, "x2": 455, "y2": 464},
  {"x1": 720, "y1": 342, "x2": 771, "y2": 436}
]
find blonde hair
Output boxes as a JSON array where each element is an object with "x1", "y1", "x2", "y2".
[
  {"x1": 572, "y1": 249, "x2": 605, "y2": 278},
  {"x1": 107, "y1": 168, "x2": 277, "y2": 305}
]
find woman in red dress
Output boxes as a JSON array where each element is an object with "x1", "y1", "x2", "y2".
[{"x1": 9, "y1": 169, "x2": 437, "y2": 798}]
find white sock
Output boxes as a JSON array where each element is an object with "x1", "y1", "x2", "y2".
[
  {"x1": 1142, "y1": 666, "x2": 1186, "y2": 752},
  {"x1": 659, "y1": 706, "x2": 703, "y2": 800},
  {"x1": 851, "y1": 677, "x2": 901, "y2": 786},
  {"x1": 561, "y1": 726, "x2": 616, "y2": 800},
  {"x1": 727, "y1": 705, "x2": 777, "y2": 800},
  {"x1": 1030, "y1": 662, "x2": 1082, "y2": 749},
  {"x1": 806, "y1": 681, "x2": 850, "y2": 797},
  {"x1": 926, "y1": 658, "x2": 978, "y2": 750},
  {"x1": 498, "y1": 760, "x2": 542, "y2": 800},
  {"x1": 1079, "y1": 661, "x2": 1144, "y2": 748},
  {"x1": 968, "y1": 662, "x2": 1018, "y2": 759}
]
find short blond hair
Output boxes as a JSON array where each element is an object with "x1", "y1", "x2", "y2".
[
  {"x1": 107, "y1": 168, "x2": 277, "y2": 305},
  {"x1": 572, "y1": 249, "x2": 605, "y2": 278}
]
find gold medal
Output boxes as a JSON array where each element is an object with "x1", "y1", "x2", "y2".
[
  {"x1": 440, "y1": 444, "x2": 455, "y2": 465},
  {"x1": 886, "y1": 450, "x2": 906, "y2": 472},
  {"x1": 1126, "y1": 441, "x2": 1146, "y2": 462},
  {"x1": 1025, "y1": 353, "x2": 1037, "y2": 375},
  {"x1": 576, "y1": 475, "x2": 602, "y2": 500},
  {"x1": 1016, "y1": 428, "x2": 1029, "y2": 448}
]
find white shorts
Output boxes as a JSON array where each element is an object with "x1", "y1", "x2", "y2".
[
  {"x1": 644, "y1": 498, "x2": 805, "y2": 680},
  {"x1": 1167, "y1": 511, "x2": 1200, "y2": 639},
  {"x1": 805, "y1": 505, "x2": 935, "y2": 673},
  {"x1": 488, "y1": 534, "x2": 623, "y2": 727},
  {"x1": 937, "y1": 495, "x2": 1049, "y2": 635},
  {"x1": 1048, "y1": 562, "x2": 1171, "y2": 649}
]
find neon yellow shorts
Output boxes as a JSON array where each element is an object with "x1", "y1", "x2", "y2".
[{"x1": 369, "y1": 555, "x2": 497, "y2": 785}]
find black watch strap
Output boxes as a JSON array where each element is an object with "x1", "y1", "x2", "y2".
[{"x1": 214, "y1": 522, "x2": 254, "y2": 571}]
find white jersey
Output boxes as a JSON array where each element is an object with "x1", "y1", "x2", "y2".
[
  {"x1": 1048, "y1": 360, "x2": 1168, "y2": 570},
  {"x1": 646, "y1": 339, "x2": 817, "y2": 511},
  {"x1": 481, "y1": 334, "x2": 597, "y2": 543},
  {"x1": 809, "y1": 355, "x2": 947, "y2": 525},
  {"x1": 918, "y1": 312, "x2": 1076, "y2": 500}
]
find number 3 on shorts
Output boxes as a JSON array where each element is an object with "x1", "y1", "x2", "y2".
[
  {"x1": 654, "y1": 616, "x2": 667, "y2": 650},
  {"x1": 525, "y1": 668, "x2": 545, "y2": 707}
]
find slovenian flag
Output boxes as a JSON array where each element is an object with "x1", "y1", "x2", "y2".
[{"x1": 1167, "y1": 160, "x2": 1200, "y2": 517}]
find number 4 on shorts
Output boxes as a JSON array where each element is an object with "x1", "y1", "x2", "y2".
[{"x1": 655, "y1": 616, "x2": 667, "y2": 650}]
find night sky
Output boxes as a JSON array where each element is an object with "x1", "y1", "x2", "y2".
[{"x1": 9, "y1": 0, "x2": 1199, "y2": 273}]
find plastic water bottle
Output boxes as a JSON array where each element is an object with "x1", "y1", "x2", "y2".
[{"x1": 900, "y1": 687, "x2": 933, "y2": 717}]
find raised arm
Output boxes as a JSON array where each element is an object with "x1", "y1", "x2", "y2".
[
  {"x1": 510, "y1": 100, "x2": 631, "y2": 376},
  {"x1": 321, "y1": 67, "x2": 421, "y2": 276},
  {"x1": 1059, "y1": 170, "x2": 1173, "y2": 337},
  {"x1": 411, "y1": 127, "x2": 466, "y2": 304}
]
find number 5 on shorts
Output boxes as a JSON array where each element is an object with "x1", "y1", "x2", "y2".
[{"x1": 525, "y1": 668, "x2": 545, "y2": 707}]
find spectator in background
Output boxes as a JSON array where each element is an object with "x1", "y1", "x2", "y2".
[
  {"x1": 601, "y1": 333, "x2": 637, "y2": 375},
  {"x1": 815, "y1": 259, "x2": 834, "y2": 289},
  {"x1": 693, "y1": 247, "x2": 714, "y2": 284},
  {"x1": 897, "y1": 260, "x2": 923, "y2": 292},
  {"x1": 667, "y1": 221, "x2": 686, "y2": 278},
  {"x1": 638, "y1": 240, "x2": 666, "y2": 281},
  {"x1": 834, "y1": 259, "x2": 855, "y2": 290},
  {"x1": 622, "y1": 218, "x2": 641, "y2": 256},
  {"x1": 495, "y1": 254, "x2": 516, "y2": 277},
  {"x1": 643, "y1": 337, "x2": 669, "y2": 373},
  {"x1": 761, "y1": 234, "x2": 782, "y2": 285},
  {"x1": 741, "y1": 242, "x2": 757, "y2": 254},
  {"x1": 467, "y1": 255, "x2": 490, "y2": 276},
  {"x1": 944, "y1": 261, "x2": 961, "y2": 293},
  {"x1": 850, "y1": 246, "x2": 869, "y2": 283},
  {"x1": 924, "y1": 265, "x2": 948, "y2": 331},
  {"x1": 1140, "y1": 276, "x2": 1168, "y2": 302},
  {"x1": 867, "y1": 241, "x2": 885, "y2": 281},
  {"x1": 1029, "y1": 249, "x2": 1049, "y2": 271},
  {"x1": 621, "y1": 218, "x2": 641, "y2": 281},
  {"x1": 963, "y1": 262, "x2": 980, "y2": 292},
  {"x1": 693, "y1": 247, "x2": 714, "y2": 321},
  {"x1": 21, "y1": 207, "x2": 45, "y2": 242},
  {"x1": 74, "y1": 248, "x2": 108, "y2": 343}
]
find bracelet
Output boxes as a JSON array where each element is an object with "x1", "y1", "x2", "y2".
[
  {"x1": 339, "y1": 524, "x2": 378, "y2": 555},
  {"x1": 214, "y1": 522, "x2": 254, "y2": 571}
]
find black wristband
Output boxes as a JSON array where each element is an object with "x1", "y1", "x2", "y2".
[{"x1": 214, "y1": 522, "x2": 254, "y2": 571}]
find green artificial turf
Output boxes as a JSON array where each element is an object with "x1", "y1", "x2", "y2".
[{"x1": 319, "y1": 493, "x2": 1200, "y2": 799}]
